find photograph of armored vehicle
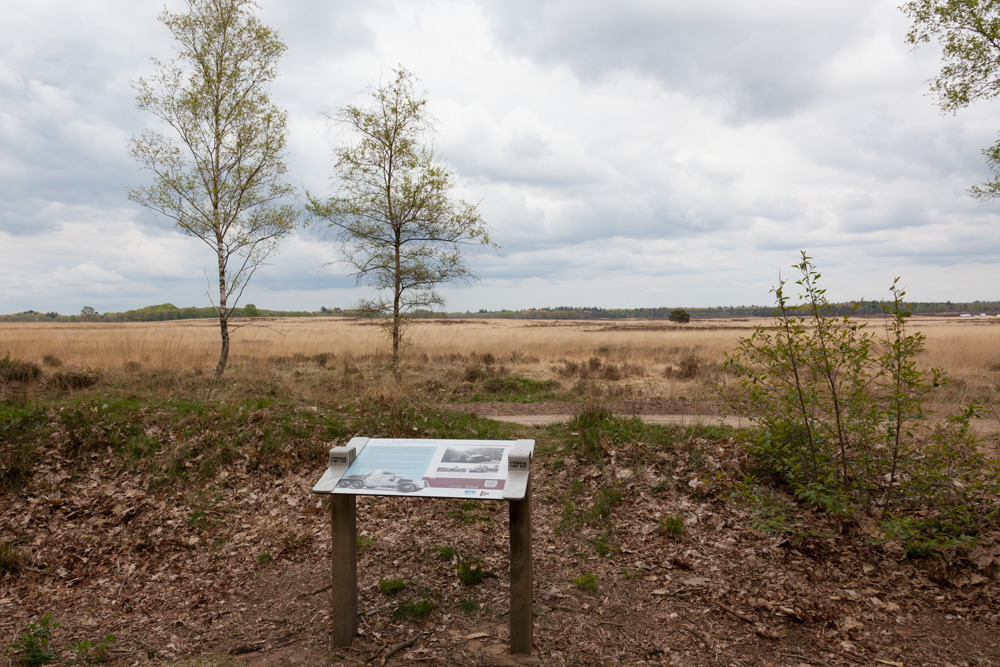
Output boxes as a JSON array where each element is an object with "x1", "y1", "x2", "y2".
[
  {"x1": 440, "y1": 447, "x2": 504, "y2": 464},
  {"x1": 336, "y1": 470, "x2": 428, "y2": 493}
]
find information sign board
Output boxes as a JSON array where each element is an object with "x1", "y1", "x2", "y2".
[
  {"x1": 312, "y1": 436, "x2": 534, "y2": 654},
  {"x1": 313, "y1": 437, "x2": 534, "y2": 500}
]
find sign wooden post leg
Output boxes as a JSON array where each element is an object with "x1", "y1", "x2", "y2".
[
  {"x1": 329, "y1": 493, "x2": 357, "y2": 647},
  {"x1": 509, "y1": 478, "x2": 533, "y2": 655}
]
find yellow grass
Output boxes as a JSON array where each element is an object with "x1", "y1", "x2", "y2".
[{"x1": 1, "y1": 315, "x2": 998, "y2": 408}]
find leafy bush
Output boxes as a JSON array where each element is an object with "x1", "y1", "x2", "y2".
[
  {"x1": 721, "y1": 253, "x2": 1000, "y2": 545},
  {"x1": 668, "y1": 308, "x2": 691, "y2": 324}
]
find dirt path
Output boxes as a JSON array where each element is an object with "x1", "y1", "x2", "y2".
[{"x1": 448, "y1": 400, "x2": 1000, "y2": 439}]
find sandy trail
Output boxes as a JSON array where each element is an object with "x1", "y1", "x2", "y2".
[{"x1": 449, "y1": 400, "x2": 1000, "y2": 441}]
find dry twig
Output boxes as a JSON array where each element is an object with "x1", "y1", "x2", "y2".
[{"x1": 380, "y1": 635, "x2": 421, "y2": 664}]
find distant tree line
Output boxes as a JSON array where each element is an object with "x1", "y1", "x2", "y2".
[
  {"x1": 3, "y1": 300, "x2": 999, "y2": 323},
  {"x1": 461, "y1": 301, "x2": 1000, "y2": 320},
  {"x1": 0, "y1": 304, "x2": 336, "y2": 323}
]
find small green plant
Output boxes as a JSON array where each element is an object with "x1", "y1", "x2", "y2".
[
  {"x1": 379, "y1": 577, "x2": 406, "y2": 595},
  {"x1": 591, "y1": 531, "x2": 613, "y2": 555},
  {"x1": 881, "y1": 516, "x2": 977, "y2": 559},
  {"x1": 584, "y1": 484, "x2": 621, "y2": 529},
  {"x1": 558, "y1": 499, "x2": 577, "y2": 533},
  {"x1": 731, "y1": 478, "x2": 810, "y2": 537},
  {"x1": 356, "y1": 535, "x2": 375, "y2": 553},
  {"x1": 657, "y1": 514, "x2": 684, "y2": 536},
  {"x1": 573, "y1": 571, "x2": 598, "y2": 592},
  {"x1": 567, "y1": 402, "x2": 614, "y2": 462},
  {"x1": 256, "y1": 551, "x2": 272, "y2": 564},
  {"x1": 187, "y1": 508, "x2": 209, "y2": 531},
  {"x1": 621, "y1": 567, "x2": 643, "y2": 580},
  {"x1": 447, "y1": 501, "x2": 486, "y2": 524},
  {"x1": 459, "y1": 599, "x2": 480, "y2": 612},
  {"x1": 67, "y1": 633, "x2": 116, "y2": 664},
  {"x1": 394, "y1": 595, "x2": 434, "y2": 619},
  {"x1": 9, "y1": 615, "x2": 59, "y2": 666},
  {"x1": 650, "y1": 479, "x2": 669, "y2": 495},
  {"x1": 457, "y1": 559, "x2": 485, "y2": 586},
  {"x1": 434, "y1": 545, "x2": 455, "y2": 561}
]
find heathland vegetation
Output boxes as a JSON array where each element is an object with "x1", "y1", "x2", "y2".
[{"x1": 3, "y1": 290, "x2": 1000, "y2": 662}]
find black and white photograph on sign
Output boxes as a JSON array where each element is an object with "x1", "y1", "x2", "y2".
[
  {"x1": 440, "y1": 447, "x2": 504, "y2": 464},
  {"x1": 468, "y1": 464, "x2": 499, "y2": 474},
  {"x1": 336, "y1": 470, "x2": 428, "y2": 494}
]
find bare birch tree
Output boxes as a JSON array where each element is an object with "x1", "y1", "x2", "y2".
[{"x1": 129, "y1": 0, "x2": 296, "y2": 376}]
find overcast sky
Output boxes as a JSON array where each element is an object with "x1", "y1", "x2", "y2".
[{"x1": 2, "y1": 0, "x2": 999, "y2": 315}]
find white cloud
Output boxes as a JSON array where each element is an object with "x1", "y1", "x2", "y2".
[{"x1": 1, "y1": 0, "x2": 998, "y2": 314}]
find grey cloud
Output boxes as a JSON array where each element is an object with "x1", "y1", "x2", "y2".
[{"x1": 480, "y1": 0, "x2": 877, "y2": 121}]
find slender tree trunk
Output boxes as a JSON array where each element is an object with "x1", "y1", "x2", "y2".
[
  {"x1": 215, "y1": 233, "x2": 229, "y2": 377},
  {"x1": 391, "y1": 234, "x2": 402, "y2": 381},
  {"x1": 392, "y1": 310, "x2": 400, "y2": 381}
]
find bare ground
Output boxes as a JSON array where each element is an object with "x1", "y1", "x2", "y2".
[{"x1": 4, "y1": 421, "x2": 1000, "y2": 667}]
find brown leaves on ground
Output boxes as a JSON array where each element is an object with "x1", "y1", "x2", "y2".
[{"x1": 3, "y1": 432, "x2": 1000, "y2": 666}]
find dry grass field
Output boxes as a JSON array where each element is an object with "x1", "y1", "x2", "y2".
[
  {"x1": 6, "y1": 316, "x2": 1000, "y2": 665},
  {"x1": 1, "y1": 314, "x2": 999, "y2": 415}
]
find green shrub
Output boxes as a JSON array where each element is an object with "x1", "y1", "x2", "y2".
[
  {"x1": 721, "y1": 253, "x2": 1000, "y2": 547},
  {"x1": 668, "y1": 308, "x2": 691, "y2": 324}
]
